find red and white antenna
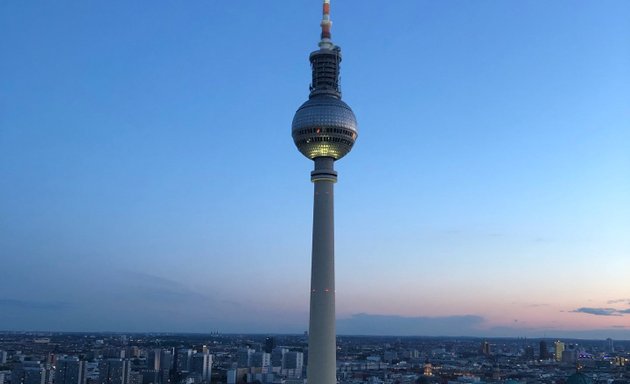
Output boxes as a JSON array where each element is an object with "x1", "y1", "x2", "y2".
[{"x1": 319, "y1": 0, "x2": 334, "y2": 49}]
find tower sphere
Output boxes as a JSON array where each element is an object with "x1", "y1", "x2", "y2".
[{"x1": 292, "y1": 96, "x2": 358, "y2": 160}]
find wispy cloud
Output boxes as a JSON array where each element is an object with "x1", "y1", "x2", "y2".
[
  {"x1": 221, "y1": 299, "x2": 242, "y2": 307},
  {"x1": 0, "y1": 298, "x2": 71, "y2": 310},
  {"x1": 116, "y1": 270, "x2": 213, "y2": 304},
  {"x1": 337, "y1": 314, "x2": 630, "y2": 338},
  {"x1": 607, "y1": 298, "x2": 630, "y2": 305},
  {"x1": 512, "y1": 302, "x2": 549, "y2": 308},
  {"x1": 337, "y1": 313, "x2": 485, "y2": 336},
  {"x1": 571, "y1": 307, "x2": 623, "y2": 316}
]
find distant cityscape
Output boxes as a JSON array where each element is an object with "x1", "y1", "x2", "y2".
[{"x1": 0, "y1": 332, "x2": 627, "y2": 384}]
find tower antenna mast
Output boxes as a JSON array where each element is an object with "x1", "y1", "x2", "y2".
[{"x1": 319, "y1": 0, "x2": 333, "y2": 49}]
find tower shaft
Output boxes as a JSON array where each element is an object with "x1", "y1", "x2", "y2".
[
  {"x1": 308, "y1": 156, "x2": 337, "y2": 384},
  {"x1": 292, "y1": 2, "x2": 356, "y2": 383}
]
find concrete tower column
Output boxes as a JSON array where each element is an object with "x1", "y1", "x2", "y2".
[
  {"x1": 292, "y1": 3, "x2": 357, "y2": 383},
  {"x1": 308, "y1": 156, "x2": 337, "y2": 384}
]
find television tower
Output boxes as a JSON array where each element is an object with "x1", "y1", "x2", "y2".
[{"x1": 291, "y1": 1, "x2": 358, "y2": 383}]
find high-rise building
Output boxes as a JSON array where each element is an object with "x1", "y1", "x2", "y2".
[
  {"x1": 605, "y1": 338, "x2": 614, "y2": 353},
  {"x1": 146, "y1": 350, "x2": 161, "y2": 372},
  {"x1": 12, "y1": 362, "x2": 49, "y2": 384},
  {"x1": 45, "y1": 354, "x2": 57, "y2": 366},
  {"x1": 249, "y1": 352, "x2": 270, "y2": 370},
  {"x1": 554, "y1": 341, "x2": 565, "y2": 362},
  {"x1": 480, "y1": 341, "x2": 491, "y2": 356},
  {"x1": 291, "y1": 1, "x2": 358, "y2": 383},
  {"x1": 175, "y1": 349, "x2": 192, "y2": 374},
  {"x1": 0, "y1": 350, "x2": 8, "y2": 364},
  {"x1": 159, "y1": 350, "x2": 173, "y2": 384},
  {"x1": 56, "y1": 357, "x2": 87, "y2": 384},
  {"x1": 140, "y1": 370, "x2": 159, "y2": 384},
  {"x1": 539, "y1": 340, "x2": 550, "y2": 360},
  {"x1": 128, "y1": 372, "x2": 142, "y2": 384},
  {"x1": 271, "y1": 348, "x2": 288, "y2": 368},
  {"x1": 226, "y1": 369, "x2": 237, "y2": 384},
  {"x1": 283, "y1": 352, "x2": 304, "y2": 379},
  {"x1": 99, "y1": 359, "x2": 130, "y2": 384},
  {"x1": 562, "y1": 348, "x2": 578, "y2": 364},
  {"x1": 523, "y1": 345, "x2": 535, "y2": 360},
  {"x1": 128, "y1": 347, "x2": 140, "y2": 359},
  {"x1": 423, "y1": 360, "x2": 433, "y2": 376},
  {"x1": 190, "y1": 352, "x2": 212, "y2": 383},
  {"x1": 264, "y1": 338, "x2": 276, "y2": 354},
  {"x1": 23, "y1": 367, "x2": 46, "y2": 384},
  {"x1": 236, "y1": 348, "x2": 254, "y2": 368}
]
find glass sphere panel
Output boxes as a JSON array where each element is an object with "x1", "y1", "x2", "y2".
[{"x1": 292, "y1": 97, "x2": 358, "y2": 160}]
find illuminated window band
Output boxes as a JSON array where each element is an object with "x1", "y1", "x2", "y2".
[{"x1": 292, "y1": 97, "x2": 358, "y2": 160}]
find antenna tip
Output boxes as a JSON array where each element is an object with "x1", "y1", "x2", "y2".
[{"x1": 319, "y1": 0, "x2": 333, "y2": 49}]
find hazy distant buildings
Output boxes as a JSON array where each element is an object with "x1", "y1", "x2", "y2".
[
  {"x1": 3, "y1": 333, "x2": 629, "y2": 384},
  {"x1": 103, "y1": 349, "x2": 125, "y2": 359},
  {"x1": 229, "y1": 347, "x2": 301, "y2": 381}
]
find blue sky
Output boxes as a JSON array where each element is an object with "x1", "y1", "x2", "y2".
[{"x1": 1, "y1": 1, "x2": 629, "y2": 337}]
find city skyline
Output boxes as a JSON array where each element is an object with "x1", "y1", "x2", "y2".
[{"x1": 1, "y1": 1, "x2": 629, "y2": 338}]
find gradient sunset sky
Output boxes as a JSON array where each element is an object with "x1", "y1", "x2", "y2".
[{"x1": 1, "y1": 1, "x2": 629, "y2": 338}]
